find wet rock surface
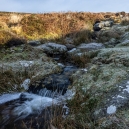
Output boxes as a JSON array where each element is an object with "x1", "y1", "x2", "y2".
[
  {"x1": 0, "y1": 92, "x2": 62, "y2": 129},
  {"x1": 28, "y1": 65, "x2": 77, "y2": 95},
  {"x1": 65, "y1": 43, "x2": 75, "y2": 50}
]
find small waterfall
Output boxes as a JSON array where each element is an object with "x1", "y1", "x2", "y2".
[
  {"x1": 0, "y1": 63, "x2": 77, "y2": 129},
  {"x1": 0, "y1": 92, "x2": 58, "y2": 127},
  {"x1": 38, "y1": 88, "x2": 61, "y2": 97},
  {"x1": 0, "y1": 89, "x2": 73, "y2": 129},
  {"x1": 0, "y1": 93, "x2": 21, "y2": 104}
]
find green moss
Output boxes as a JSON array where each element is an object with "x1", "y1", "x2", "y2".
[
  {"x1": 116, "y1": 41, "x2": 129, "y2": 47},
  {"x1": 0, "y1": 45, "x2": 44, "y2": 62},
  {"x1": 66, "y1": 47, "x2": 129, "y2": 128},
  {"x1": 66, "y1": 63, "x2": 128, "y2": 128},
  {"x1": 97, "y1": 29, "x2": 121, "y2": 43},
  {"x1": 94, "y1": 47, "x2": 129, "y2": 66},
  {"x1": 0, "y1": 44, "x2": 61, "y2": 94}
]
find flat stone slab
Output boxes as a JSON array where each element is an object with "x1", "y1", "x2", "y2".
[
  {"x1": 77, "y1": 43, "x2": 105, "y2": 51},
  {"x1": 36, "y1": 42, "x2": 67, "y2": 54}
]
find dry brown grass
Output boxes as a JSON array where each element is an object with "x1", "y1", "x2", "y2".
[
  {"x1": 20, "y1": 12, "x2": 104, "y2": 39},
  {"x1": 0, "y1": 11, "x2": 106, "y2": 45},
  {"x1": 0, "y1": 68, "x2": 31, "y2": 94},
  {"x1": 73, "y1": 29, "x2": 92, "y2": 45},
  {"x1": 70, "y1": 54, "x2": 91, "y2": 67},
  {"x1": 0, "y1": 29, "x2": 26, "y2": 49},
  {"x1": 1, "y1": 11, "x2": 126, "y2": 46},
  {"x1": 121, "y1": 19, "x2": 129, "y2": 26}
]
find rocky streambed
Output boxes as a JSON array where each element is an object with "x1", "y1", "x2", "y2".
[
  {"x1": 0, "y1": 42, "x2": 90, "y2": 129},
  {"x1": 0, "y1": 51, "x2": 79, "y2": 129},
  {"x1": 1, "y1": 20, "x2": 129, "y2": 128}
]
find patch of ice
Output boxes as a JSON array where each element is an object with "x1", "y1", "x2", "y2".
[
  {"x1": 56, "y1": 89, "x2": 75, "y2": 102},
  {"x1": 63, "y1": 89, "x2": 75, "y2": 100},
  {"x1": 12, "y1": 84, "x2": 18, "y2": 90},
  {"x1": 77, "y1": 53, "x2": 82, "y2": 56},
  {"x1": 81, "y1": 68, "x2": 88, "y2": 72},
  {"x1": 19, "y1": 61, "x2": 34, "y2": 68},
  {"x1": 107, "y1": 105, "x2": 116, "y2": 114},
  {"x1": 68, "y1": 48, "x2": 76, "y2": 53},
  {"x1": 21, "y1": 79, "x2": 30, "y2": 90},
  {"x1": 117, "y1": 95, "x2": 125, "y2": 99},
  {"x1": 57, "y1": 63, "x2": 65, "y2": 68},
  {"x1": 127, "y1": 81, "x2": 129, "y2": 84},
  {"x1": 11, "y1": 93, "x2": 58, "y2": 119},
  {"x1": 123, "y1": 85, "x2": 129, "y2": 93},
  {"x1": 119, "y1": 89, "x2": 122, "y2": 91},
  {"x1": 119, "y1": 86, "x2": 123, "y2": 88},
  {"x1": 62, "y1": 104, "x2": 69, "y2": 118}
]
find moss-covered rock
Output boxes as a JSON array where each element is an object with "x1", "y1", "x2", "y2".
[
  {"x1": 116, "y1": 40, "x2": 129, "y2": 47},
  {"x1": 93, "y1": 47, "x2": 129, "y2": 66},
  {"x1": 120, "y1": 32, "x2": 129, "y2": 42},
  {"x1": 67, "y1": 47, "x2": 129, "y2": 128},
  {"x1": 97, "y1": 29, "x2": 120, "y2": 43},
  {"x1": 0, "y1": 45, "x2": 61, "y2": 94}
]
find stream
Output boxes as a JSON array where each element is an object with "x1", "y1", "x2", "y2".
[{"x1": 0, "y1": 56, "x2": 78, "y2": 129}]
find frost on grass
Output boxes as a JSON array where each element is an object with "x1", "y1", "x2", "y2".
[
  {"x1": 19, "y1": 61, "x2": 34, "y2": 68},
  {"x1": 117, "y1": 95, "x2": 125, "y2": 99},
  {"x1": 81, "y1": 68, "x2": 88, "y2": 72},
  {"x1": 107, "y1": 105, "x2": 116, "y2": 114}
]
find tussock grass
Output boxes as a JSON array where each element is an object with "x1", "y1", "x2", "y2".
[
  {"x1": 0, "y1": 30, "x2": 26, "y2": 49},
  {"x1": 70, "y1": 54, "x2": 91, "y2": 67},
  {"x1": 0, "y1": 67, "x2": 31, "y2": 94},
  {"x1": 49, "y1": 85, "x2": 101, "y2": 129},
  {"x1": 0, "y1": 44, "x2": 44, "y2": 62},
  {"x1": 73, "y1": 29, "x2": 92, "y2": 45},
  {"x1": 69, "y1": 50, "x2": 99, "y2": 67},
  {"x1": 97, "y1": 29, "x2": 121, "y2": 43}
]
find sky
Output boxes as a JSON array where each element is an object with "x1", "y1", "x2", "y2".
[{"x1": 0, "y1": 0, "x2": 129, "y2": 13}]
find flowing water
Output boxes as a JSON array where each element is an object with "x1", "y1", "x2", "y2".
[{"x1": 0, "y1": 63, "x2": 77, "y2": 129}]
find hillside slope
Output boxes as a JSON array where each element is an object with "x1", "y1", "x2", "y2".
[{"x1": 0, "y1": 11, "x2": 127, "y2": 46}]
